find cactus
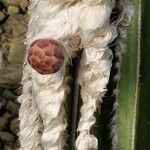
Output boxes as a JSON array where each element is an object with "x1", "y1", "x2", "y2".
[
  {"x1": 16, "y1": 0, "x2": 146, "y2": 150},
  {"x1": 116, "y1": 0, "x2": 141, "y2": 149},
  {"x1": 135, "y1": 0, "x2": 150, "y2": 150}
]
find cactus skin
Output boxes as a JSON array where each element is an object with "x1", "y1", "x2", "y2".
[
  {"x1": 101, "y1": 0, "x2": 134, "y2": 149},
  {"x1": 136, "y1": 0, "x2": 150, "y2": 149}
]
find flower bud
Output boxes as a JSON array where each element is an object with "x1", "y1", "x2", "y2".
[{"x1": 28, "y1": 39, "x2": 64, "y2": 74}]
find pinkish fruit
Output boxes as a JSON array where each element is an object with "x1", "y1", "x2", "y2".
[{"x1": 28, "y1": 39, "x2": 64, "y2": 74}]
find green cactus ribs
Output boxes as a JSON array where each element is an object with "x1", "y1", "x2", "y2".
[{"x1": 28, "y1": 39, "x2": 65, "y2": 75}]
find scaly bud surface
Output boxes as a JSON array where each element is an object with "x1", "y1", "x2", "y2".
[{"x1": 28, "y1": 39, "x2": 64, "y2": 74}]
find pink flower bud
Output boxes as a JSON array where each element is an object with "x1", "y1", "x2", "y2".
[{"x1": 28, "y1": 39, "x2": 64, "y2": 74}]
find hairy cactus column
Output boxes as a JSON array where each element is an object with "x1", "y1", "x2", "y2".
[
  {"x1": 18, "y1": 63, "x2": 43, "y2": 150},
  {"x1": 75, "y1": 1, "x2": 117, "y2": 149},
  {"x1": 28, "y1": 39, "x2": 68, "y2": 150},
  {"x1": 18, "y1": 0, "x2": 82, "y2": 149}
]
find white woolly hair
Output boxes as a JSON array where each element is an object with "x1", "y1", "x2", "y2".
[
  {"x1": 17, "y1": 0, "x2": 133, "y2": 150},
  {"x1": 75, "y1": 0, "x2": 117, "y2": 149}
]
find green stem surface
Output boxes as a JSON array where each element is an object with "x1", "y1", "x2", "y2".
[{"x1": 117, "y1": 0, "x2": 141, "y2": 149}]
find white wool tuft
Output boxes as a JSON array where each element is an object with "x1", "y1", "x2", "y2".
[
  {"x1": 76, "y1": 133, "x2": 98, "y2": 150},
  {"x1": 18, "y1": 0, "x2": 133, "y2": 149},
  {"x1": 76, "y1": 0, "x2": 117, "y2": 149},
  {"x1": 18, "y1": 63, "x2": 42, "y2": 150}
]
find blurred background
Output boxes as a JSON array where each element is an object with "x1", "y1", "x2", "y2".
[{"x1": 0, "y1": 0, "x2": 28, "y2": 149}]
